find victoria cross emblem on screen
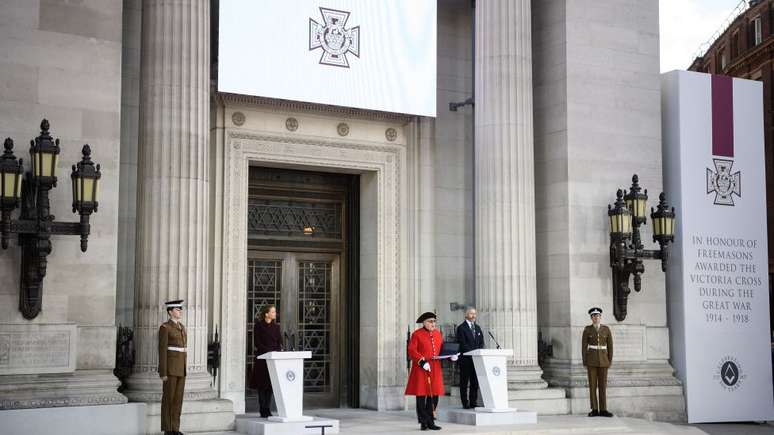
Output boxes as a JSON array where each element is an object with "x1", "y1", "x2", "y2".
[
  {"x1": 309, "y1": 7, "x2": 360, "y2": 68},
  {"x1": 706, "y1": 158, "x2": 741, "y2": 206}
]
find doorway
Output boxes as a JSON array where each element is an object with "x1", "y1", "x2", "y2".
[{"x1": 244, "y1": 166, "x2": 359, "y2": 410}]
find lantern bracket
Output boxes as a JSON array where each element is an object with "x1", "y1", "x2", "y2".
[
  {"x1": 609, "y1": 175, "x2": 676, "y2": 322},
  {"x1": 0, "y1": 120, "x2": 100, "y2": 320}
]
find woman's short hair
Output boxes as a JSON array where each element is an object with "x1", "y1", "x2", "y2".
[{"x1": 258, "y1": 304, "x2": 276, "y2": 321}]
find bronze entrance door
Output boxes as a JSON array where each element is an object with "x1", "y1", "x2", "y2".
[
  {"x1": 244, "y1": 166, "x2": 359, "y2": 411},
  {"x1": 246, "y1": 251, "x2": 340, "y2": 408}
]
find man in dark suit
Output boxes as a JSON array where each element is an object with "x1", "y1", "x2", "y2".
[{"x1": 456, "y1": 306, "x2": 485, "y2": 409}]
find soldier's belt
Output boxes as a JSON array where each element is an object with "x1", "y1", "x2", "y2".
[
  {"x1": 167, "y1": 346, "x2": 187, "y2": 352},
  {"x1": 587, "y1": 345, "x2": 607, "y2": 350}
]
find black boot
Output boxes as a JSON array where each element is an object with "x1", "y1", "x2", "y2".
[
  {"x1": 588, "y1": 409, "x2": 599, "y2": 417},
  {"x1": 599, "y1": 410, "x2": 613, "y2": 417},
  {"x1": 420, "y1": 423, "x2": 428, "y2": 430},
  {"x1": 428, "y1": 423, "x2": 442, "y2": 430}
]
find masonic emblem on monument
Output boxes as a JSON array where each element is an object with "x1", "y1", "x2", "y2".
[
  {"x1": 309, "y1": 7, "x2": 360, "y2": 68},
  {"x1": 706, "y1": 158, "x2": 741, "y2": 206}
]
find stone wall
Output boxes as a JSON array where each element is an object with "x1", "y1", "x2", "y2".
[
  {"x1": 0, "y1": 0, "x2": 125, "y2": 408},
  {"x1": 427, "y1": 0, "x2": 475, "y2": 326},
  {"x1": 533, "y1": 0, "x2": 685, "y2": 420}
]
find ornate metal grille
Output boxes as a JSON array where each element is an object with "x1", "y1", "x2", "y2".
[
  {"x1": 248, "y1": 199, "x2": 342, "y2": 239},
  {"x1": 246, "y1": 259, "x2": 282, "y2": 395},
  {"x1": 298, "y1": 261, "x2": 332, "y2": 393}
]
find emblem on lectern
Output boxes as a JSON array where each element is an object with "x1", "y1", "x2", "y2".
[
  {"x1": 713, "y1": 356, "x2": 744, "y2": 391},
  {"x1": 309, "y1": 7, "x2": 360, "y2": 68},
  {"x1": 286, "y1": 370, "x2": 296, "y2": 382},
  {"x1": 706, "y1": 158, "x2": 741, "y2": 206},
  {"x1": 492, "y1": 366, "x2": 501, "y2": 377}
]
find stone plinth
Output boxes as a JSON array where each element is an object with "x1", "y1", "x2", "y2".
[
  {"x1": 236, "y1": 415, "x2": 339, "y2": 435},
  {"x1": 438, "y1": 407, "x2": 538, "y2": 426},
  {"x1": 0, "y1": 403, "x2": 146, "y2": 435}
]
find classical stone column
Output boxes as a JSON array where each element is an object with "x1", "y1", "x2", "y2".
[
  {"x1": 474, "y1": 0, "x2": 546, "y2": 389},
  {"x1": 125, "y1": 0, "x2": 215, "y2": 402}
]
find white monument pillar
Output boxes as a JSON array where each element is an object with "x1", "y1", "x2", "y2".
[
  {"x1": 474, "y1": 0, "x2": 546, "y2": 389},
  {"x1": 125, "y1": 0, "x2": 215, "y2": 402}
]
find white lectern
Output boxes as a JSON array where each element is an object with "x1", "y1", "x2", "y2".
[
  {"x1": 257, "y1": 351, "x2": 313, "y2": 422},
  {"x1": 466, "y1": 348, "x2": 515, "y2": 412},
  {"x1": 438, "y1": 348, "x2": 537, "y2": 426},
  {"x1": 236, "y1": 351, "x2": 339, "y2": 434}
]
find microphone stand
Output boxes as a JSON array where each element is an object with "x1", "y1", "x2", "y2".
[{"x1": 488, "y1": 331, "x2": 501, "y2": 350}]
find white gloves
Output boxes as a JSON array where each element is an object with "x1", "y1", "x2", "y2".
[
  {"x1": 450, "y1": 353, "x2": 459, "y2": 362},
  {"x1": 420, "y1": 359, "x2": 431, "y2": 372}
]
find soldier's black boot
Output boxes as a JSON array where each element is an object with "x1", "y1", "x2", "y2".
[
  {"x1": 588, "y1": 409, "x2": 599, "y2": 417},
  {"x1": 599, "y1": 410, "x2": 613, "y2": 417}
]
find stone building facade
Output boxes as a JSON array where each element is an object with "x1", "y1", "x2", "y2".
[{"x1": 0, "y1": 0, "x2": 686, "y2": 433}]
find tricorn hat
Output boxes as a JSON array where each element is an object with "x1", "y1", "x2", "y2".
[
  {"x1": 588, "y1": 307, "x2": 602, "y2": 316},
  {"x1": 165, "y1": 300, "x2": 184, "y2": 310},
  {"x1": 416, "y1": 311, "x2": 437, "y2": 323}
]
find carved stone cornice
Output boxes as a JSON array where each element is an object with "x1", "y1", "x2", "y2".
[{"x1": 218, "y1": 92, "x2": 414, "y2": 124}]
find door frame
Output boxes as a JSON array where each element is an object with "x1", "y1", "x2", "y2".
[{"x1": 217, "y1": 123, "x2": 407, "y2": 413}]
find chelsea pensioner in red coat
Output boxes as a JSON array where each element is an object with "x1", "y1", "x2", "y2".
[{"x1": 405, "y1": 322, "x2": 445, "y2": 397}]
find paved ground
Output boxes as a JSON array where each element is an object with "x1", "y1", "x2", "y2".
[{"x1": 198, "y1": 409, "x2": 774, "y2": 435}]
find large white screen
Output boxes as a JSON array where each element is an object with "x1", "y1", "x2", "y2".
[{"x1": 218, "y1": 0, "x2": 437, "y2": 117}]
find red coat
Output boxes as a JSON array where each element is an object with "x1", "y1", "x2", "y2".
[{"x1": 404, "y1": 327, "x2": 445, "y2": 397}]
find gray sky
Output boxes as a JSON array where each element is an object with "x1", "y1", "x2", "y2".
[{"x1": 660, "y1": 0, "x2": 746, "y2": 72}]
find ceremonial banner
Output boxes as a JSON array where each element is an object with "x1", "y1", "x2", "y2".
[
  {"x1": 662, "y1": 70, "x2": 774, "y2": 423},
  {"x1": 218, "y1": 0, "x2": 437, "y2": 117}
]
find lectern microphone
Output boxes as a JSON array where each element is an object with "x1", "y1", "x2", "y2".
[{"x1": 488, "y1": 331, "x2": 502, "y2": 350}]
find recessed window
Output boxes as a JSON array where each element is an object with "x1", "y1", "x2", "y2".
[
  {"x1": 731, "y1": 31, "x2": 739, "y2": 58},
  {"x1": 753, "y1": 16, "x2": 763, "y2": 45},
  {"x1": 719, "y1": 48, "x2": 727, "y2": 70}
]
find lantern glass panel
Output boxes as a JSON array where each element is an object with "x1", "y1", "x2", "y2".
[
  {"x1": 609, "y1": 215, "x2": 617, "y2": 233},
  {"x1": 82, "y1": 178, "x2": 95, "y2": 203},
  {"x1": 666, "y1": 217, "x2": 674, "y2": 236},
  {"x1": 623, "y1": 213, "x2": 632, "y2": 234},
  {"x1": 2, "y1": 173, "x2": 20, "y2": 199},
  {"x1": 637, "y1": 199, "x2": 647, "y2": 219},
  {"x1": 94, "y1": 178, "x2": 100, "y2": 202},
  {"x1": 35, "y1": 152, "x2": 57, "y2": 177}
]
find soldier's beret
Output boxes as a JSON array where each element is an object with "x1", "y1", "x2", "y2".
[
  {"x1": 588, "y1": 307, "x2": 602, "y2": 316},
  {"x1": 416, "y1": 311, "x2": 437, "y2": 323},
  {"x1": 165, "y1": 299, "x2": 184, "y2": 309}
]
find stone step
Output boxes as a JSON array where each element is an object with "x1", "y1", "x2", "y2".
[
  {"x1": 441, "y1": 387, "x2": 570, "y2": 415},
  {"x1": 566, "y1": 385, "x2": 686, "y2": 421},
  {"x1": 145, "y1": 398, "x2": 235, "y2": 434},
  {"x1": 509, "y1": 387, "x2": 567, "y2": 400},
  {"x1": 510, "y1": 395, "x2": 571, "y2": 415}
]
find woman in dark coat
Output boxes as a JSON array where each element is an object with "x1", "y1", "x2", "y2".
[{"x1": 250, "y1": 304, "x2": 282, "y2": 418}]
